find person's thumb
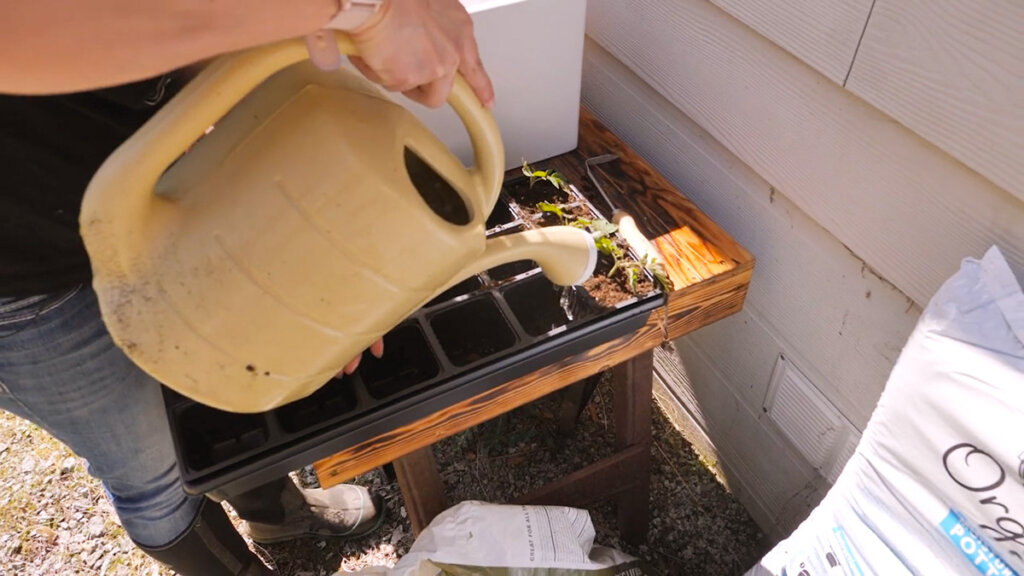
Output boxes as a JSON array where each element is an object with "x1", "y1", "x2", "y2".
[{"x1": 305, "y1": 31, "x2": 343, "y2": 71}]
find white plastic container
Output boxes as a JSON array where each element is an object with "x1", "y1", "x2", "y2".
[{"x1": 402, "y1": 0, "x2": 588, "y2": 170}]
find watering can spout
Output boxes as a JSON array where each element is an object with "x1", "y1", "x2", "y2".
[{"x1": 441, "y1": 227, "x2": 598, "y2": 294}]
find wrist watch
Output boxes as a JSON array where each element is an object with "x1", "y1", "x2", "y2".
[{"x1": 327, "y1": 0, "x2": 386, "y2": 31}]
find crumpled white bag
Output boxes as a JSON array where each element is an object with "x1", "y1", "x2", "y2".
[{"x1": 343, "y1": 501, "x2": 648, "y2": 575}]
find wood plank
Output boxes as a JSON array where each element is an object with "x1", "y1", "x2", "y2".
[
  {"x1": 557, "y1": 115, "x2": 757, "y2": 329},
  {"x1": 531, "y1": 124, "x2": 753, "y2": 297},
  {"x1": 586, "y1": 0, "x2": 1024, "y2": 307},
  {"x1": 314, "y1": 315, "x2": 666, "y2": 486},
  {"x1": 515, "y1": 443, "x2": 648, "y2": 507},
  {"x1": 611, "y1": 351, "x2": 653, "y2": 545},
  {"x1": 573, "y1": 114, "x2": 753, "y2": 292},
  {"x1": 847, "y1": 0, "x2": 1024, "y2": 201},
  {"x1": 580, "y1": 42, "x2": 921, "y2": 428},
  {"x1": 612, "y1": 351, "x2": 654, "y2": 449},
  {"x1": 392, "y1": 446, "x2": 446, "y2": 536},
  {"x1": 555, "y1": 375, "x2": 601, "y2": 436},
  {"x1": 710, "y1": 0, "x2": 873, "y2": 84}
]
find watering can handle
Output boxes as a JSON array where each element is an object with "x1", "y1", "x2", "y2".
[{"x1": 85, "y1": 33, "x2": 502, "y2": 224}]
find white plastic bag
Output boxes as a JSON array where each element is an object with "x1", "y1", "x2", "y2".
[
  {"x1": 345, "y1": 501, "x2": 648, "y2": 575},
  {"x1": 749, "y1": 246, "x2": 1024, "y2": 575}
]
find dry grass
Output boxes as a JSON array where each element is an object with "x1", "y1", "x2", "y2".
[{"x1": 0, "y1": 374, "x2": 766, "y2": 575}]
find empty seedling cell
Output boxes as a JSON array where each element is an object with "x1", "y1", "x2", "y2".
[
  {"x1": 176, "y1": 404, "x2": 269, "y2": 472},
  {"x1": 275, "y1": 377, "x2": 359, "y2": 434},
  {"x1": 485, "y1": 197, "x2": 516, "y2": 230},
  {"x1": 485, "y1": 226, "x2": 537, "y2": 282},
  {"x1": 362, "y1": 322, "x2": 440, "y2": 399},
  {"x1": 425, "y1": 275, "x2": 483, "y2": 308},
  {"x1": 502, "y1": 274, "x2": 578, "y2": 336},
  {"x1": 430, "y1": 295, "x2": 517, "y2": 367}
]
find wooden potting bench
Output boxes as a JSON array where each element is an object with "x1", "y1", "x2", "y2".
[{"x1": 312, "y1": 110, "x2": 755, "y2": 545}]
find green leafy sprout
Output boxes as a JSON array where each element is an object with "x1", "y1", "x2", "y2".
[
  {"x1": 536, "y1": 201, "x2": 565, "y2": 222},
  {"x1": 522, "y1": 161, "x2": 571, "y2": 193},
  {"x1": 523, "y1": 163, "x2": 673, "y2": 294}
]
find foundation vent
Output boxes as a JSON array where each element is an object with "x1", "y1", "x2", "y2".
[{"x1": 764, "y1": 355, "x2": 859, "y2": 483}]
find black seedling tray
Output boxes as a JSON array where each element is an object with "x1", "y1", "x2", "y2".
[{"x1": 164, "y1": 177, "x2": 665, "y2": 496}]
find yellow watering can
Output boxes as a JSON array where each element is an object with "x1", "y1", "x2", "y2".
[{"x1": 80, "y1": 34, "x2": 596, "y2": 413}]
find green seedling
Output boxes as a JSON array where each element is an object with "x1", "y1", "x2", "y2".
[
  {"x1": 594, "y1": 236, "x2": 628, "y2": 280},
  {"x1": 641, "y1": 254, "x2": 674, "y2": 293},
  {"x1": 594, "y1": 236, "x2": 623, "y2": 260},
  {"x1": 625, "y1": 266, "x2": 641, "y2": 294},
  {"x1": 522, "y1": 161, "x2": 571, "y2": 193},
  {"x1": 594, "y1": 234, "x2": 673, "y2": 295},
  {"x1": 587, "y1": 218, "x2": 618, "y2": 239},
  {"x1": 536, "y1": 201, "x2": 565, "y2": 222},
  {"x1": 521, "y1": 162, "x2": 668, "y2": 295}
]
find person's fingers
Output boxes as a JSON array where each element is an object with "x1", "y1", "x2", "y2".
[
  {"x1": 340, "y1": 0, "x2": 490, "y2": 106},
  {"x1": 403, "y1": 69, "x2": 455, "y2": 108},
  {"x1": 335, "y1": 338, "x2": 384, "y2": 377},
  {"x1": 305, "y1": 31, "x2": 342, "y2": 71},
  {"x1": 458, "y1": 36, "x2": 494, "y2": 108},
  {"x1": 348, "y1": 55, "x2": 384, "y2": 84},
  {"x1": 340, "y1": 355, "x2": 361, "y2": 376},
  {"x1": 352, "y1": 53, "x2": 431, "y2": 93}
]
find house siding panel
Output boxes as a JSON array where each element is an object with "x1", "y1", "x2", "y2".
[
  {"x1": 585, "y1": 0, "x2": 1024, "y2": 308},
  {"x1": 847, "y1": 0, "x2": 1024, "y2": 201},
  {"x1": 581, "y1": 0, "x2": 1024, "y2": 537},
  {"x1": 710, "y1": 0, "x2": 872, "y2": 84}
]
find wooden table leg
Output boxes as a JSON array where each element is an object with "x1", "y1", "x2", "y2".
[
  {"x1": 393, "y1": 446, "x2": 446, "y2": 536},
  {"x1": 612, "y1": 349, "x2": 654, "y2": 545},
  {"x1": 556, "y1": 373, "x2": 602, "y2": 436}
]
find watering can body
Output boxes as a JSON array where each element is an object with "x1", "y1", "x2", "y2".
[{"x1": 81, "y1": 35, "x2": 596, "y2": 413}]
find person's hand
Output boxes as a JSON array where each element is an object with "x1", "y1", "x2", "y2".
[
  {"x1": 307, "y1": 0, "x2": 494, "y2": 109},
  {"x1": 337, "y1": 338, "x2": 384, "y2": 377}
]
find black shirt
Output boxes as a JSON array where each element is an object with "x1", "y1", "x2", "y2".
[{"x1": 0, "y1": 74, "x2": 182, "y2": 297}]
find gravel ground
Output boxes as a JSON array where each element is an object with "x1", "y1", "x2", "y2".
[
  {"x1": 429, "y1": 372, "x2": 768, "y2": 575},
  {"x1": 0, "y1": 371, "x2": 767, "y2": 575}
]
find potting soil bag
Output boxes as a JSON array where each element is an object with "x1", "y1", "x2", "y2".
[
  {"x1": 748, "y1": 246, "x2": 1024, "y2": 576},
  {"x1": 344, "y1": 501, "x2": 650, "y2": 575}
]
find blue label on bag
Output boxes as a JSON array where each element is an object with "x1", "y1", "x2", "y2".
[{"x1": 941, "y1": 511, "x2": 1017, "y2": 576}]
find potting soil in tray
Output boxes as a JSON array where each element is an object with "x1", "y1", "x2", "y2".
[{"x1": 164, "y1": 175, "x2": 666, "y2": 496}]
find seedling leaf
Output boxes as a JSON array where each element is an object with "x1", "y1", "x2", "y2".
[
  {"x1": 626, "y1": 267, "x2": 640, "y2": 294},
  {"x1": 594, "y1": 236, "x2": 622, "y2": 259},
  {"x1": 536, "y1": 201, "x2": 564, "y2": 220},
  {"x1": 521, "y1": 161, "x2": 571, "y2": 192},
  {"x1": 588, "y1": 219, "x2": 618, "y2": 239},
  {"x1": 640, "y1": 255, "x2": 674, "y2": 292}
]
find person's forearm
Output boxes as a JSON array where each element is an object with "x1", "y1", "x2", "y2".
[{"x1": 1, "y1": 0, "x2": 338, "y2": 95}]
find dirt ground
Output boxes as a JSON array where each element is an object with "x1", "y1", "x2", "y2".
[{"x1": 0, "y1": 372, "x2": 767, "y2": 575}]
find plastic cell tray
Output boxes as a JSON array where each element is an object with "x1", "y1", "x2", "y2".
[{"x1": 163, "y1": 178, "x2": 665, "y2": 496}]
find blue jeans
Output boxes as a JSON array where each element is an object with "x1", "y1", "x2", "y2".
[{"x1": 0, "y1": 284, "x2": 203, "y2": 547}]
